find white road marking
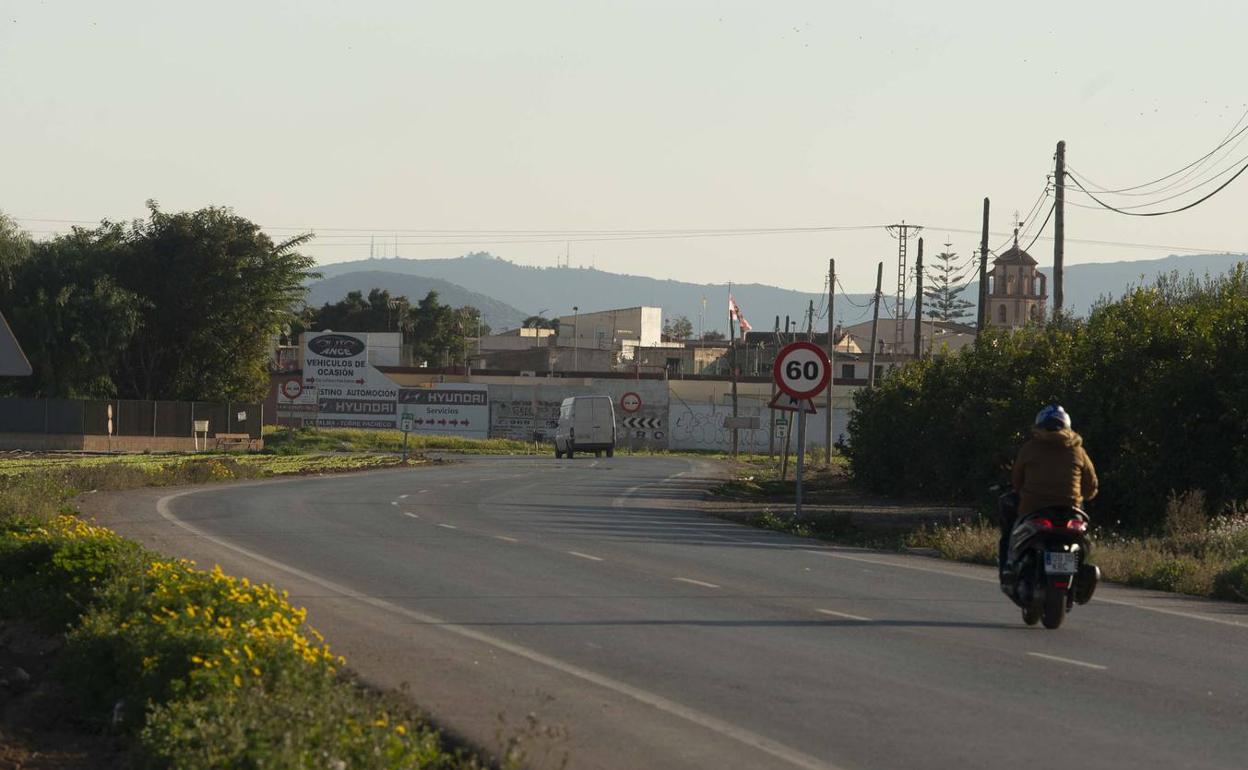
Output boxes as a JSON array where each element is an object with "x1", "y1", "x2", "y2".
[
  {"x1": 390, "y1": 501, "x2": 399, "y2": 506},
  {"x1": 1027, "y1": 652, "x2": 1107, "y2": 671},
  {"x1": 403, "y1": 512, "x2": 420, "y2": 519},
  {"x1": 154, "y1": 489, "x2": 842, "y2": 770},
  {"x1": 816, "y1": 609, "x2": 871, "y2": 622},
  {"x1": 673, "y1": 577, "x2": 720, "y2": 589},
  {"x1": 398, "y1": 494, "x2": 409, "y2": 499},
  {"x1": 567, "y1": 551, "x2": 604, "y2": 562},
  {"x1": 417, "y1": 489, "x2": 429, "y2": 494},
  {"x1": 436, "y1": 523, "x2": 458, "y2": 530},
  {"x1": 493, "y1": 535, "x2": 520, "y2": 543}
]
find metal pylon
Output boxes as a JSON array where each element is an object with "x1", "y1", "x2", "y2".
[{"x1": 887, "y1": 222, "x2": 922, "y2": 354}]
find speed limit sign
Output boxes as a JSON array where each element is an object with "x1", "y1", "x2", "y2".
[{"x1": 773, "y1": 341, "x2": 831, "y2": 399}]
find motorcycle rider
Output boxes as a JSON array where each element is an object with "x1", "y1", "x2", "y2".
[{"x1": 998, "y1": 404, "x2": 1099, "y2": 579}]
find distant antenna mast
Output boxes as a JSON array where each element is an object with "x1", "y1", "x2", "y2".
[{"x1": 370, "y1": 235, "x2": 375, "y2": 260}]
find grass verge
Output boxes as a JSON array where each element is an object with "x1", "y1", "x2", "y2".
[
  {"x1": 0, "y1": 513, "x2": 482, "y2": 768},
  {"x1": 715, "y1": 462, "x2": 1248, "y2": 603},
  {"x1": 262, "y1": 426, "x2": 533, "y2": 456},
  {"x1": 0, "y1": 453, "x2": 406, "y2": 520}
]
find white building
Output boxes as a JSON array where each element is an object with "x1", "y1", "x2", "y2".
[{"x1": 555, "y1": 306, "x2": 662, "y2": 357}]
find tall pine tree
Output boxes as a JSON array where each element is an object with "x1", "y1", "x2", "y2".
[{"x1": 924, "y1": 247, "x2": 975, "y2": 324}]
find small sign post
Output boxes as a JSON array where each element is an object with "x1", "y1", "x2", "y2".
[
  {"x1": 400, "y1": 412, "x2": 415, "y2": 462},
  {"x1": 772, "y1": 341, "x2": 831, "y2": 521}
]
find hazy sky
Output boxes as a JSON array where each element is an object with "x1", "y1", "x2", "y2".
[{"x1": 3, "y1": 1, "x2": 1246, "y2": 293}]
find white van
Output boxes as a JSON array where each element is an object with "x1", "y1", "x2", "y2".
[{"x1": 554, "y1": 396, "x2": 616, "y2": 458}]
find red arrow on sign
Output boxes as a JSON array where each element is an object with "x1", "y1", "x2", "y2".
[
  {"x1": 438, "y1": 419, "x2": 447, "y2": 425},
  {"x1": 355, "y1": 378, "x2": 366, "y2": 384}
]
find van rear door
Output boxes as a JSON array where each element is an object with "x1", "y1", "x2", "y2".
[{"x1": 574, "y1": 399, "x2": 596, "y2": 444}]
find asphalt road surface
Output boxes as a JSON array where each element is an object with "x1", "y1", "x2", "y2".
[{"x1": 89, "y1": 455, "x2": 1248, "y2": 770}]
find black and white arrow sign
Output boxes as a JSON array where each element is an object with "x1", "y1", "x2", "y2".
[{"x1": 621, "y1": 416, "x2": 663, "y2": 429}]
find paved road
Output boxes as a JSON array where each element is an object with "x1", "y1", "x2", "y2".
[{"x1": 90, "y1": 455, "x2": 1248, "y2": 770}]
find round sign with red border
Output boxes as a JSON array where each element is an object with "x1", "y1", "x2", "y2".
[
  {"x1": 772, "y1": 341, "x2": 831, "y2": 399},
  {"x1": 281, "y1": 378, "x2": 303, "y2": 400},
  {"x1": 620, "y1": 391, "x2": 642, "y2": 413}
]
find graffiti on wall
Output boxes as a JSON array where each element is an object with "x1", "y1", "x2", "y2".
[
  {"x1": 490, "y1": 399, "x2": 563, "y2": 441},
  {"x1": 668, "y1": 402, "x2": 769, "y2": 452}
]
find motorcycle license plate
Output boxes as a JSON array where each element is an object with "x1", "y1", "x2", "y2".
[{"x1": 1045, "y1": 551, "x2": 1079, "y2": 575}]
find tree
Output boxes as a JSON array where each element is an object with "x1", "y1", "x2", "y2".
[
  {"x1": 924, "y1": 248, "x2": 975, "y2": 324},
  {"x1": 310, "y1": 289, "x2": 408, "y2": 333},
  {"x1": 701, "y1": 329, "x2": 726, "y2": 342},
  {"x1": 522, "y1": 315, "x2": 553, "y2": 329},
  {"x1": 0, "y1": 214, "x2": 144, "y2": 398},
  {"x1": 112, "y1": 203, "x2": 318, "y2": 401},
  {"x1": 662, "y1": 315, "x2": 693, "y2": 341}
]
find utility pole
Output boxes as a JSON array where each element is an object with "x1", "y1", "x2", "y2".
[
  {"x1": 806, "y1": 300, "x2": 815, "y2": 337},
  {"x1": 729, "y1": 288, "x2": 739, "y2": 458},
  {"x1": 825, "y1": 258, "x2": 835, "y2": 465},
  {"x1": 977, "y1": 198, "x2": 990, "y2": 329},
  {"x1": 769, "y1": 315, "x2": 779, "y2": 459},
  {"x1": 572, "y1": 305, "x2": 579, "y2": 371},
  {"x1": 887, "y1": 222, "x2": 922, "y2": 354},
  {"x1": 1054, "y1": 140, "x2": 1066, "y2": 315},
  {"x1": 913, "y1": 238, "x2": 924, "y2": 359},
  {"x1": 867, "y1": 261, "x2": 883, "y2": 387}
]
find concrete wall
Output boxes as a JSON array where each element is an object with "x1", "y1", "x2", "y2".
[{"x1": 486, "y1": 378, "x2": 669, "y2": 449}]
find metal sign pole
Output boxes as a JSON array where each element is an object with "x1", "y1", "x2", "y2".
[{"x1": 795, "y1": 406, "x2": 806, "y2": 521}]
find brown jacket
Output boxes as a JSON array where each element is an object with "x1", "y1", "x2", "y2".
[{"x1": 1012, "y1": 428, "x2": 1099, "y2": 517}]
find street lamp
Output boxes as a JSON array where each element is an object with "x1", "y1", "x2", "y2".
[{"x1": 572, "y1": 306, "x2": 578, "y2": 371}]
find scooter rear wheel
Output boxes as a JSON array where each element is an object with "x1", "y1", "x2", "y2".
[{"x1": 1042, "y1": 588, "x2": 1067, "y2": 629}]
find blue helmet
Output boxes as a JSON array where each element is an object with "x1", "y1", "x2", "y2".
[{"x1": 1035, "y1": 404, "x2": 1071, "y2": 432}]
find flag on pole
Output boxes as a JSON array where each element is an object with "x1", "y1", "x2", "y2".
[{"x1": 728, "y1": 294, "x2": 752, "y2": 334}]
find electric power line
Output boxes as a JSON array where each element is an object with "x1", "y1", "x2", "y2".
[{"x1": 1066, "y1": 161, "x2": 1248, "y2": 217}]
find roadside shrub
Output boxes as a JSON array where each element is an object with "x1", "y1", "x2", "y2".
[
  {"x1": 1213, "y1": 557, "x2": 1248, "y2": 602},
  {"x1": 0, "y1": 514, "x2": 142, "y2": 629},
  {"x1": 848, "y1": 265, "x2": 1248, "y2": 531}
]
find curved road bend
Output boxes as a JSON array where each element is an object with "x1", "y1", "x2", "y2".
[{"x1": 88, "y1": 455, "x2": 1248, "y2": 770}]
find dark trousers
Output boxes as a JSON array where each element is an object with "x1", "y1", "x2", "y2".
[{"x1": 997, "y1": 492, "x2": 1020, "y2": 572}]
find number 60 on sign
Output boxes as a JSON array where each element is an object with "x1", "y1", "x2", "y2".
[{"x1": 772, "y1": 341, "x2": 831, "y2": 400}]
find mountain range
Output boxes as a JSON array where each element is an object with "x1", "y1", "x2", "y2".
[{"x1": 307, "y1": 251, "x2": 1247, "y2": 333}]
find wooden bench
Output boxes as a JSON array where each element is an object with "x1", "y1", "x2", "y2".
[{"x1": 213, "y1": 433, "x2": 258, "y2": 451}]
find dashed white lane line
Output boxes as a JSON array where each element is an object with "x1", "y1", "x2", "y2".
[
  {"x1": 1027, "y1": 652, "x2": 1107, "y2": 671},
  {"x1": 155, "y1": 489, "x2": 841, "y2": 770},
  {"x1": 567, "y1": 551, "x2": 604, "y2": 562},
  {"x1": 494, "y1": 535, "x2": 520, "y2": 543},
  {"x1": 673, "y1": 577, "x2": 720, "y2": 589},
  {"x1": 417, "y1": 489, "x2": 429, "y2": 494},
  {"x1": 816, "y1": 609, "x2": 871, "y2": 622},
  {"x1": 390, "y1": 501, "x2": 399, "y2": 506},
  {"x1": 403, "y1": 512, "x2": 420, "y2": 519},
  {"x1": 398, "y1": 494, "x2": 409, "y2": 499},
  {"x1": 436, "y1": 523, "x2": 458, "y2": 530}
]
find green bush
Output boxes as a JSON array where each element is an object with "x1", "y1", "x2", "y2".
[
  {"x1": 1213, "y1": 557, "x2": 1248, "y2": 602},
  {"x1": 847, "y1": 265, "x2": 1248, "y2": 531}
]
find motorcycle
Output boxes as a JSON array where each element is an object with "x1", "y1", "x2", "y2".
[{"x1": 1001, "y1": 506, "x2": 1100, "y2": 629}]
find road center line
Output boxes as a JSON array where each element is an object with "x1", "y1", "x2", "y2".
[
  {"x1": 673, "y1": 577, "x2": 720, "y2": 589},
  {"x1": 1027, "y1": 652, "x2": 1107, "y2": 671},
  {"x1": 398, "y1": 494, "x2": 409, "y2": 499},
  {"x1": 154, "y1": 488, "x2": 841, "y2": 770},
  {"x1": 390, "y1": 501, "x2": 399, "y2": 506},
  {"x1": 816, "y1": 608, "x2": 871, "y2": 622},
  {"x1": 567, "y1": 550, "x2": 604, "y2": 562},
  {"x1": 493, "y1": 535, "x2": 520, "y2": 543},
  {"x1": 403, "y1": 512, "x2": 419, "y2": 519},
  {"x1": 436, "y1": 523, "x2": 458, "y2": 530}
]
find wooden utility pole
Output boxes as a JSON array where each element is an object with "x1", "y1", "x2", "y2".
[
  {"x1": 729, "y1": 291, "x2": 738, "y2": 458},
  {"x1": 806, "y1": 300, "x2": 815, "y2": 337},
  {"x1": 867, "y1": 262, "x2": 883, "y2": 387},
  {"x1": 913, "y1": 238, "x2": 924, "y2": 359},
  {"x1": 769, "y1": 315, "x2": 779, "y2": 458},
  {"x1": 825, "y1": 258, "x2": 835, "y2": 465},
  {"x1": 1054, "y1": 140, "x2": 1066, "y2": 315},
  {"x1": 977, "y1": 198, "x2": 991, "y2": 329}
]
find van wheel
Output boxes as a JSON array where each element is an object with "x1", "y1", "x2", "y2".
[
  {"x1": 554, "y1": 447, "x2": 562, "y2": 459},
  {"x1": 594, "y1": 450, "x2": 602, "y2": 458},
  {"x1": 567, "y1": 448, "x2": 574, "y2": 459},
  {"x1": 606, "y1": 447, "x2": 614, "y2": 458}
]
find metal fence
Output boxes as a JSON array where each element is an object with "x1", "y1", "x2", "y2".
[{"x1": 0, "y1": 398, "x2": 263, "y2": 438}]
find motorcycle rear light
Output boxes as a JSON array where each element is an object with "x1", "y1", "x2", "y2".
[
  {"x1": 1054, "y1": 581, "x2": 1069, "y2": 589},
  {"x1": 1034, "y1": 518, "x2": 1054, "y2": 530},
  {"x1": 1066, "y1": 519, "x2": 1088, "y2": 532}
]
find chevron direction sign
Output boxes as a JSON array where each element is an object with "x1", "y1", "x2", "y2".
[{"x1": 621, "y1": 416, "x2": 662, "y2": 429}]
